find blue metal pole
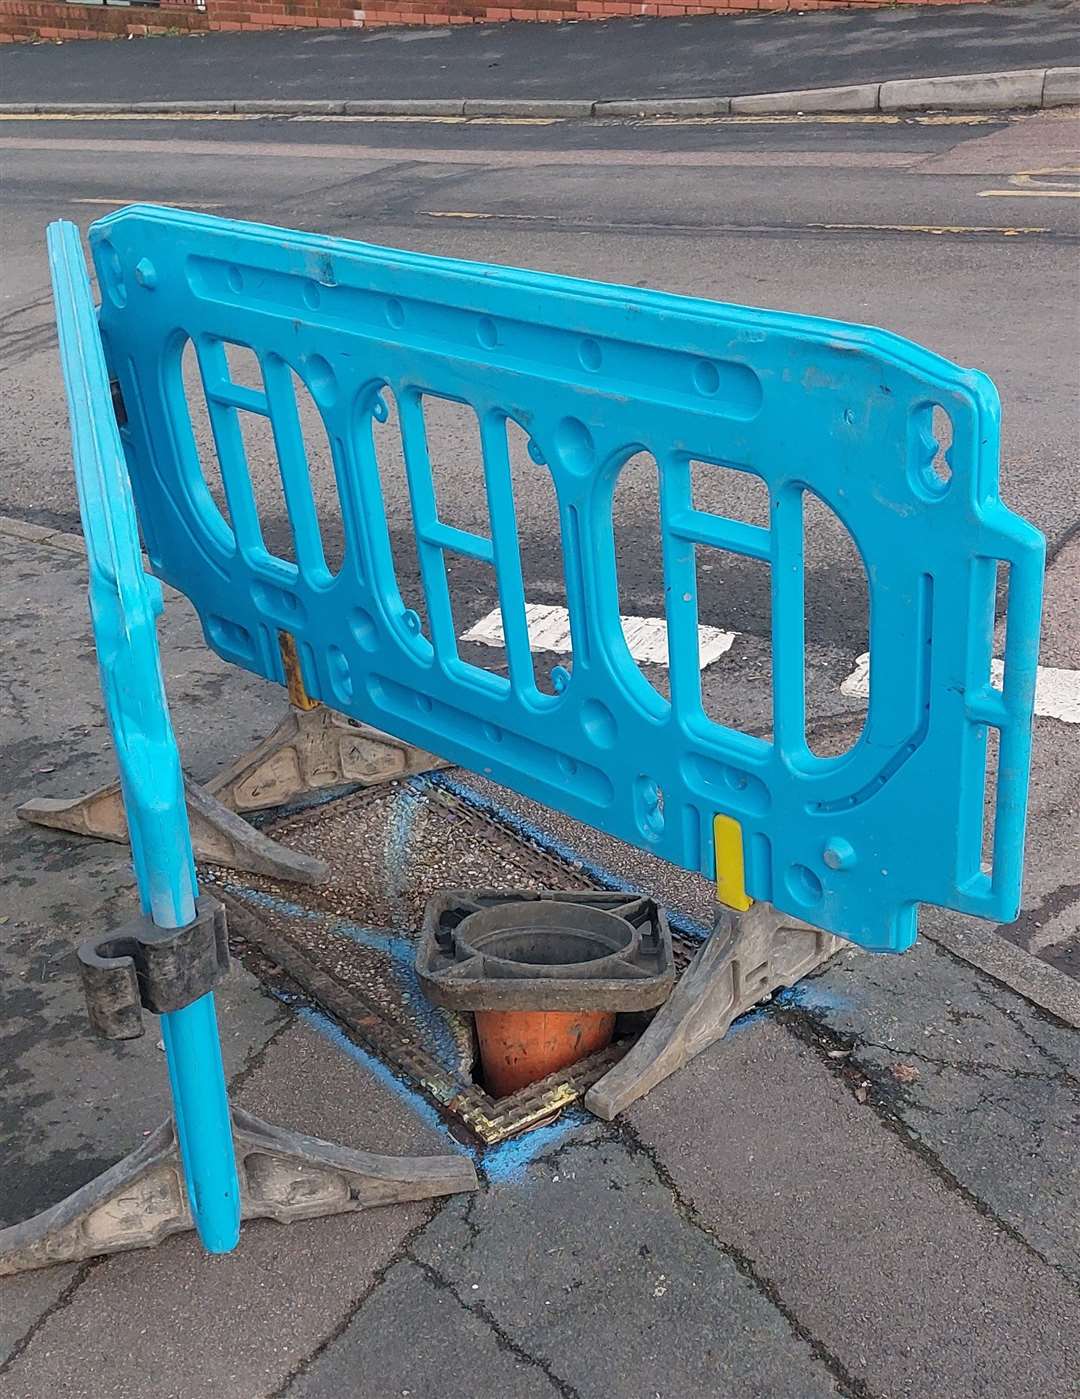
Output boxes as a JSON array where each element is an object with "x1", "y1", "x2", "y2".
[
  {"x1": 161, "y1": 995, "x2": 241, "y2": 1252},
  {"x1": 46, "y1": 218, "x2": 241, "y2": 1255},
  {"x1": 125, "y1": 812, "x2": 240, "y2": 1253}
]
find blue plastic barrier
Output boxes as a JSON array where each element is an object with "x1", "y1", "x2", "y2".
[
  {"x1": 47, "y1": 221, "x2": 240, "y2": 1254},
  {"x1": 83, "y1": 204, "x2": 1042, "y2": 953}
]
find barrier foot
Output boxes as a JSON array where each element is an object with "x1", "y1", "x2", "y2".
[
  {"x1": 17, "y1": 776, "x2": 329, "y2": 886},
  {"x1": 585, "y1": 902, "x2": 844, "y2": 1121},
  {"x1": 206, "y1": 702, "x2": 448, "y2": 814},
  {"x1": 0, "y1": 1107, "x2": 479, "y2": 1276}
]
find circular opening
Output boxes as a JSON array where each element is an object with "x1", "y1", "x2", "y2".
[{"x1": 456, "y1": 901, "x2": 637, "y2": 975}]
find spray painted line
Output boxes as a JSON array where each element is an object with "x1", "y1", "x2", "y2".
[
  {"x1": 69, "y1": 197, "x2": 226, "y2": 208},
  {"x1": 808, "y1": 221, "x2": 1051, "y2": 237},
  {"x1": 223, "y1": 877, "x2": 472, "y2": 1075},
  {"x1": 841, "y1": 652, "x2": 1080, "y2": 724},
  {"x1": 463, "y1": 602, "x2": 734, "y2": 669}
]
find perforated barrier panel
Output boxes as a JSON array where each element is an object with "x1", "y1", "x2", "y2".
[{"x1": 90, "y1": 206, "x2": 1043, "y2": 952}]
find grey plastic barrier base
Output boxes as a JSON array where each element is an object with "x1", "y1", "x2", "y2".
[
  {"x1": 205, "y1": 701, "x2": 448, "y2": 813},
  {"x1": 16, "y1": 702, "x2": 446, "y2": 881},
  {"x1": 0, "y1": 1107, "x2": 478, "y2": 1276},
  {"x1": 586, "y1": 901, "x2": 844, "y2": 1120}
]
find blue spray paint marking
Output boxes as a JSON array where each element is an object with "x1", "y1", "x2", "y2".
[
  {"x1": 249, "y1": 780, "x2": 361, "y2": 826},
  {"x1": 482, "y1": 1110, "x2": 589, "y2": 1184},
  {"x1": 326, "y1": 918, "x2": 469, "y2": 1073},
  {"x1": 725, "y1": 1004, "x2": 772, "y2": 1037},
  {"x1": 428, "y1": 770, "x2": 712, "y2": 942},
  {"x1": 293, "y1": 1003, "x2": 588, "y2": 1183},
  {"x1": 774, "y1": 980, "x2": 853, "y2": 1015},
  {"x1": 384, "y1": 775, "x2": 426, "y2": 927},
  {"x1": 221, "y1": 881, "x2": 470, "y2": 1074}
]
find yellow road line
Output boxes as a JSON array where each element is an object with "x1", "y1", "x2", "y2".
[
  {"x1": 0, "y1": 110, "x2": 1002, "y2": 128},
  {"x1": 0, "y1": 112, "x2": 266, "y2": 123},
  {"x1": 70, "y1": 197, "x2": 225, "y2": 208},
  {"x1": 810, "y1": 221, "x2": 1048, "y2": 234},
  {"x1": 977, "y1": 189, "x2": 1080, "y2": 198},
  {"x1": 427, "y1": 211, "x2": 1051, "y2": 236},
  {"x1": 646, "y1": 112, "x2": 999, "y2": 127}
]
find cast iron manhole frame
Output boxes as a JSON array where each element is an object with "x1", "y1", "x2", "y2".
[{"x1": 207, "y1": 779, "x2": 702, "y2": 1146}]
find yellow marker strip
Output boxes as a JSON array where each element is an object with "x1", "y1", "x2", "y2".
[
  {"x1": 714, "y1": 813, "x2": 753, "y2": 912},
  {"x1": 279, "y1": 632, "x2": 317, "y2": 712},
  {"x1": 0, "y1": 112, "x2": 268, "y2": 123},
  {"x1": 644, "y1": 112, "x2": 997, "y2": 128},
  {"x1": 0, "y1": 111, "x2": 556, "y2": 127}
]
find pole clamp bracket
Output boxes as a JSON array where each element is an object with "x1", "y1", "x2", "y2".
[{"x1": 77, "y1": 895, "x2": 230, "y2": 1039}]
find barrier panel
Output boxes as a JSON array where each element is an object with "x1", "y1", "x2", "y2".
[{"x1": 89, "y1": 205, "x2": 1042, "y2": 953}]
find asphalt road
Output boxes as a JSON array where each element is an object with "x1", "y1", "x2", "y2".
[
  {"x1": 1, "y1": 108, "x2": 1079, "y2": 1399},
  {"x1": 1, "y1": 105, "x2": 1078, "y2": 974}
]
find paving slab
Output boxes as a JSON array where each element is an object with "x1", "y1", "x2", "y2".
[
  {"x1": 408, "y1": 1135, "x2": 843, "y2": 1399},
  {"x1": 0, "y1": 532, "x2": 282, "y2": 930},
  {"x1": 0, "y1": 1017, "x2": 468, "y2": 1399},
  {"x1": 0, "y1": 530, "x2": 291, "y2": 1230},
  {"x1": 774, "y1": 938, "x2": 1080, "y2": 1285},
  {"x1": 627, "y1": 1017, "x2": 1079, "y2": 1399},
  {"x1": 286, "y1": 1258, "x2": 562, "y2": 1399},
  {"x1": 0, "y1": 1263, "x2": 78, "y2": 1368},
  {"x1": 0, "y1": 929, "x2": 286, "y2": 1230}
]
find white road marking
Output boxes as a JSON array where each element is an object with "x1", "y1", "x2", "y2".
[
  {"x1": 462, "y1": 603, "x2": 736, "y2": 669},
  {"x1": 841, "y1": 652, "x2": 1080, "y2": 724}
]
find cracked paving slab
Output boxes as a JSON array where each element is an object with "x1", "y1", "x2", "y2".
[
  {"x1": 780, "y1": 936, "x2": 1080, "y2": 1285},
  {"x1": 627, "y1": 1016, "x2": 1079, "y2": 1399},
  {"x1": 402, "y1": 1137, "x2": 843, "y2": 1399},
  {"x1": 284, "y1": 1256, "x2": 566, "y2": 1399}
]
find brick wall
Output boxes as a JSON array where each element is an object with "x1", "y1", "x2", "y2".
[
  {"x1": 0, "y1": 0, "x2": 359, "y2": 43},
  {"x1": 0, "y1": 0, "x2": 992, "y2": 45}
]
